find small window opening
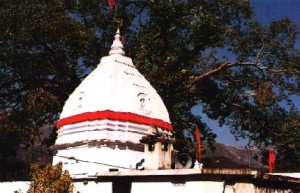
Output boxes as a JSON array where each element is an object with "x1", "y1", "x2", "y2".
[
  {"x1": 148, "y1": 143, "x2": 155, "y2": 151},
  {"x1": 162, "y1": 143, "x2": 168, "y2": 151}
]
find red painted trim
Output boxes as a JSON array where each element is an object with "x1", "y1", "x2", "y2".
[{"x1": 57, "y1": 110, "x2": 173, "y2": 131}]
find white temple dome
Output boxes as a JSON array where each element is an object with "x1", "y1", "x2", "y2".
[{"x1": 52, "y1": 29, "x2": 172, "y2": 175}]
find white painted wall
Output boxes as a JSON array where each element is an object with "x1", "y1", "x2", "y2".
[
  {"x1": 53, "y1": 146, "x2": 144, "y2": 176},
  {"x1": 0, "y1": 181, "x2": 112, "y2": 193},
  {"x1": 73, "y1": 182, "x2": 112, "y2": 193},
  {"x1": 132, "y1": 181, "x2": 224, "y2": 193},
  {"x1": 0, "y1": 181, "x2": 30, "y2": 193},
  {"x1": 0, "y1": 179, "x2": 295, "y2": 193},
  {"x1": 1, "y1": 181, "x2": 224, "y2": 193}
]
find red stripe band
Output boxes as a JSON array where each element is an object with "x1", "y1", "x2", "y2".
[{"x1": 57, "y1": 110, "x2": 173, "y2": 131}]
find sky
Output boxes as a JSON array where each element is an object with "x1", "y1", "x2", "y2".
[
  {"x1": 194, "y1": 0, "x2": 300, "y2": 147},
  {"x1": 252, "y1": 0, "x2": 300, "y2": 48}
]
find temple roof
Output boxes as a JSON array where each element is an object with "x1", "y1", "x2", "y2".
[{"x1": 57, "y1": 29, "x2": 172, "y2": 133}]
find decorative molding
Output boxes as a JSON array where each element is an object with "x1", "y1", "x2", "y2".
[
  {"x1": 57, "y1": 110, "x2": 173, "y2": 131},
  {"x1": 51, "y1": 140, "x2": 144, "y2": 152}
]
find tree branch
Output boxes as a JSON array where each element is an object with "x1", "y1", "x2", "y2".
[
  {"x1": 190, "y1": 61, "x2": 258, "y2": 84},
  {"x1": 190, "y1": 44, "x2": 293, "y2": 85}
]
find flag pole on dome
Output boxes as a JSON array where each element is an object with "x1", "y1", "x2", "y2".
[
  {"x1": 106, "y1": 0, "x2": 121, "y2": 29},
  {"x1": 194, "y1": 124, "x2": 202, "y2": 163},
  {"x1": 107, "y1": 0, "x2": 116, "y2": 7}
]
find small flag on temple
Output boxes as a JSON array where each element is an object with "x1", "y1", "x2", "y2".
[
  {"x1": 107, "y1": 0, "x2": 116, "y2": 7},
  {"x1": 269, "y1": 150, "x2": 275, "y2": 173},
  {"x1": 195, "y1": 125, "x2": 202, "y2": 162}
]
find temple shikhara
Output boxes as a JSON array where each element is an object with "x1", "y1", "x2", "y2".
[
  {"x1": 1, "y1": 29, "x2": 299, "y2": 193},
  {"x1": 52, "y1": 29, "x2": 174, "y2": 175}
]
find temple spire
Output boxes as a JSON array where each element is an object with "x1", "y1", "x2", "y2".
[{"x1": 109, "y1": 29, "x2": 125, "y2": 56}]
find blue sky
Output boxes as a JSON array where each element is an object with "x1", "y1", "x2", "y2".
[
  {"x1": 194, "y1": 0, "x2": 300, "y2": 146},
  {"x1": 253, "y1": 0, "x2": 300, "y2": 47}
]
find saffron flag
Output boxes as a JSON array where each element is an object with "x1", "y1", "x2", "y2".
[
  {"x1": 268, "y1": 150, "x2": 275, "y2": 173},
  {"x1": 107, "y1": 0, "x2": 116, "y2": 7},
  {"x1": 195, "y1": 125, "x2": 202, "y2": 162}
]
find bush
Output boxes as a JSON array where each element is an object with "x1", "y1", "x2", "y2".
[{"x1": 27, "y1": 162, "x2": 73, "y2": 193}]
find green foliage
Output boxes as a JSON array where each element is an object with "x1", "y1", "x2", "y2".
[
  {"x1": 0, "y1": 0, "x2": 99, "y2": 179},
  {"x1": 0, "y1": 0, "x2": 299, "y2": 176},
  {"x1": 273, "y1": 112, "x2": 300, "y2": 171},
  {"x1": 27, "y1": 162, "x2": 73, "y2": 193}
]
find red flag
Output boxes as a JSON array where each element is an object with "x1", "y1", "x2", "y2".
[
  {"x1": 268, "y1": 150, "x2": 275, "y2": 173},
  {"x1": 195, "y1": 125, "x2": 202, "y2": 162},
  {"x1": 107, "y1": 0, "x2": 116, "y2": 7}
]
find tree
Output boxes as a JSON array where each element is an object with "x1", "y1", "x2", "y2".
[
  {"x1": 269, "y1": 111, "x2": 300, "y2": 171},
  {"x1": 0, "y1": 0, "x2": 299, "y2": 177},
  {"x1": 0, "y1": 0, "x2": 100, "y2": 180},
  {"x1": 27, "y1": 162, "x2": 73, "y2": 193}
]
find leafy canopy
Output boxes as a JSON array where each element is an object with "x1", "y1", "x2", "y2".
[{"x1": 0, "y1": 0, "x2": 299, "y2": 178}]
